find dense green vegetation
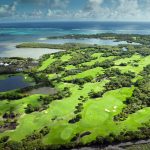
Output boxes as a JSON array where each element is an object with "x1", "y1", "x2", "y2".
[
  {"x1": 16, "y1": 42, "x2": 93, "y2": 50},
  {"x1": 0, "y1": 33, "x2": 150, "y2": 149},
  {"x1": 47, "y1": 33, "x2": 150, "y2": 45}
]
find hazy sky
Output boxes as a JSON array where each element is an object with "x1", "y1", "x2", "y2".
[{"x1": 0, "y1": 0, "x2": 150, "y2": 22}]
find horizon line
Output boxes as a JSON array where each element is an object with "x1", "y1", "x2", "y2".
[{"x1": 1, "y1": 20, "x2": 150, "y2": 24}]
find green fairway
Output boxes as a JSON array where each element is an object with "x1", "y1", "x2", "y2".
[
  {"x1": 65, "y1": 65, "x2": 76, "y2": 70},
  {"x1": 42, "y1": 87, "x2": 134, "y2": 144},
  {"x1": 114, "y1": 54, "x2": 141, "y2": 65},
  {"x1": 81, "y1": 55, "x2": 115, "y2": 66},
  {"x1": 38, "y1": 55, "x2": 55, "y2": 71},
  {"x1": 60, "y1": 54, "x2": 72, "y2": 62},
  {"x1": 113, "y1": 55, "x2": 150, "y2": 74},
  {"x1": 64, "y1": 67, "x2": 104, "y2": 81},
  {"x1": 0, "y1": 95, "x2": 40, "y2": 115}
]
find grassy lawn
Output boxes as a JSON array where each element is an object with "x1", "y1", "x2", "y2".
[
  {"x1": 60, "y1": 54, "x2": 72, "y2": 62},
  {"x1": 3, "y1": 85, "x2": 148, "y2": 145},
  {"x1": 42, "y1": 87, "x2": 134, "y2": 144},
  {"x1": 65, "y1": 65, "x2": 76, "y2": 70},
  {"x1": 0, "y1": 95, "x2": 40, "y2": 115},
  {"x1": 120, "y1": 107, "x2": 150, "y2": 131},
  {"x1": 113, "y1": 55, "x2": 150, "y2": 74},
  {"x1": 114, "y1": 54, "x2": 141, "y2": 65},
  {"x1": 64, "y1": 67, "x2": 104, "y2": 81},
  {"x1": 38, "y1": 55, "x2": 55, "y2": 71},
  {"x1": 81, "y1": 55, "x2": 115, "y2": 66},
  {"x1": 48, "y1": 73, "x2": 57, "y2": 79}
]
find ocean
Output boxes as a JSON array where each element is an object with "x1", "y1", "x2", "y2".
[{"x1": 0, "y1": 21, "x2": 149, "y2": 58}]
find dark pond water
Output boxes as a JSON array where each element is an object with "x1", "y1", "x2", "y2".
[{"x1": 0, "y1": 76, "x2": 33, "y2": 92}]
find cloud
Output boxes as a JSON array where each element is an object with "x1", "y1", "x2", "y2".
[
  {"x1": 46, "y1": 0, "x2": 145, "y2": 21},
  {"x1": 31, "y1": 10, "x2": 43, "y2": 17},
  {"x1": 73, "y1": 0, "x2": 110, "y2": 20},
  {"x1": 111, "y1": 0, "x2": 142, "y2": 20},
  {"x1": 84, "y1": 0, "x2": 103, "y2": 13},
  {"x1": 17, "y1": 0, "x2": 69, "y2": 9},
  {"x1": 47, "y1": 9, "x2": 52, "y2": 17},
  {"x1": 46, "y1": 0, "x2": 70, "y2": 19},
  {"x1": 1, "y1": 0, "x2": 150, "y2": 21},
  {"x1": 17, "y1": 0, "x2": 44, "y2": 4},
  {"x1": 49, "y1": 0, "x2": 69, "y2": 9},
  {"x1": 15, "y1": 0, "x2": 70, "y2": 20},
  {"x1": 0, "y1": 2, "x2": 17, "y2": 17},
  {"x1": 73, "y1": 0, "x2": 149, "y2": 21}
]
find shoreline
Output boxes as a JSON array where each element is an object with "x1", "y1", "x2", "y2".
[{"x1": 0, "y1": 42, "x2": 63, "y2": 59}]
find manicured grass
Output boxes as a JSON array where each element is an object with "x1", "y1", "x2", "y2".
[
  {"x1": 114, "y1": 54, "x2": 141, "y2": 65},
  {"x1": 60, "y1": 54, "x2": 72, "y2": 62},
  {"x1": 65, "y1": 65, "x2": 76, "y2": 70},
  {"x1": 92, "y1": 53, "x2": 103, "y2": 58},
  {"x1": 0, "y1": 94, "x2": 46, "y2": 139},
  {"x1": 42, "y1": 87, "x2": 134, "y2": 144},
  {"x1": 132, "y1": 75, "x2": 143, "y2": 82},
  {"x1": 113, "y1": 55, "x2": 150, "y2": 74},
  {"x1": 120, "y1": 107, "x2": 150, "y2": 131},
  {"x1": 0, "y1": 111, "x2": 51, "y2": 141},
  {"x1": 42, "y1": 86, "x2": 150, "y2": 144},
  {"x1": 81, "y1": 55, "x2": 115, "y2": 66},
  {"x1": 48, "y1": 73, "x2": 57, "y2": 79},
  {"x1": 38, "y1": 55, "x2": 55, "y2": 71},
  {"x1": 64, "y1": 67, "x2": 104, "y2": 81},
  {"x1": 0, "y1": 95, "x2": 40, "y2": 115}
]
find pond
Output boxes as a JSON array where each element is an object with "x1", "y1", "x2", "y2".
[{"x1": 0, "y1": 75, "x2": 34, "y2": 92}]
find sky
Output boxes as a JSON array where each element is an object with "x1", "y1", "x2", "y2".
[{"x1": 0, "y1": 0, "x2": 150, "y2": 22}]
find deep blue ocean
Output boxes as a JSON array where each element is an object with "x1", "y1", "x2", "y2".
[
  {"x1": 0, "y1": 21, "x2": 150, "y2": 58},
  {"x1": 1, "y1": 21, "x2": 150, "y2": 42}
]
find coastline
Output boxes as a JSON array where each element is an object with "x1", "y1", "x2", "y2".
[{"x1": 0, "y1": 42, "x2": 63, "y2": 59}]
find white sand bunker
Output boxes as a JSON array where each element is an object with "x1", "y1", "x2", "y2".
[
  {"x1": 105, "y1": 109, "x2": 110, "y2": 112},
  {"x1": 105, "y1": 105, "x2": 118, "y2": 113},
  {"x1": 114, "y1": 106, "x2": 117, "y2": 109},
  {"x1": 44, "y1": 111, "x2": 48, "y2": 114}
]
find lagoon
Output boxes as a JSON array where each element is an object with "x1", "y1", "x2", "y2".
[
  {"x1": 39, "y1": 38, "x2": 140, "y2": 46},
  {"x1": 0, "y1": 38, "x2": 139, "y2": 59},
  {"x1": 0, "y1": 42, "x2": 63, "y2": 59}
]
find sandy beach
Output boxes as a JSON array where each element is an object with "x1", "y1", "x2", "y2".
[{"x1": 0, "y1": 42, "x2": 63, "y2": 59}]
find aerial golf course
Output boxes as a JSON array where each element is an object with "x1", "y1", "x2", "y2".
[{"x1": 0, "y1": 33, "x2": 150, "y2": 150}]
